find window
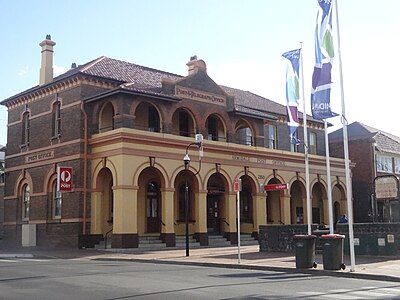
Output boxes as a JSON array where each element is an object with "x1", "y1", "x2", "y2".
[
  {"x1": 376, "y1": 155, "x2": 393, "y2": 173},
  {"x1": 268, "y1": 125, "x2": 277, "y2": 149},
  {"x1": 22, "y1": 184, "x2": 30, "y2": 220},
  {"x1": 21, "y1": 112, "x2": 30, "y2": 146},
  {"x1": 395, "y1": 158, "x2": 400, "y2": 174},
  {"x1": 309, "y1": 132, "x2": 317, "y2": 154},
  {"x1": 207, "y1": 116, "x2": 218, "y2": 141},
  {"x1": 290, "y1": 132, "x2": 298, "y2": 152},
  {"x1": 148, "y1": 106, "x2": 160, "y2": 132},
  {"x1": 52, "y1": 102, "x2": 61, "y2": 137},
  {"x1": 52, "y1": 181, "x2": 61, "y2": 218}
]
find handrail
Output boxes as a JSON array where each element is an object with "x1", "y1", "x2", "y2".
[
  {"x1": 221, "y1": 218, "x2": 230, "y2": 226},
  {"x1": 104, "y1": 228, "x2": 113, "y2": 249},
  {"x1": 160, "y1": 219, "x2": 166, "y2": 226}
]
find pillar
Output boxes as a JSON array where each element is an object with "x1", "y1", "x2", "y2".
[
  {"x1": 322, "y1": 198, "x2": 330, "y2": 225},
  {"x1": 226, "y1": 193, "x2": 237, "y2": 244},
  {"x1": 90, "y1": 191, "x2": 102, "y2": 234},
  {"x1": 280, "y1": 193, "x2": 291, "y2": 225},
  {"x1": 253, "y1": 193, "x2": 267, "y2": 239},
  {"x1": 112, "y1": 187, "x2": 138, "y2": 248},
  {"x1": 160, "y1": 188, "x2": 175, "y2": 247},
  {"x1": 194, "y1": 190, "x2": 208, "y2": 246}
]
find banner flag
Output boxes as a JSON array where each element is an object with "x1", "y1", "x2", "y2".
[
  {"x1": 311, "y1": 0, "x2": 336, "y2": 120},
  {"x1": 282, "y1": 48, "x2": 301, "y2": 145}
]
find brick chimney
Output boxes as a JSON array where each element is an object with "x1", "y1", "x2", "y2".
[
  {"x1": 39, "y1": 34, "x2": 56, "y2": 85},
  {"x1": 186, "y1": 55, "x2": 207, "y2": 75}
]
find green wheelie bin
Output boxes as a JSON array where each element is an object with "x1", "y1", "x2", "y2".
[
  {"x1": 293, "y1": 235, "x2": 317, "y2": 269},
  {"x1": 321, "y1": 234, "x2": 346, "y2": 270}
]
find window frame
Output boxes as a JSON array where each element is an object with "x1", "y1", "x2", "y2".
[
  {"x1": 268, "y1": 125, "x2": 277, "y2": 149},
  {"x1": 376, "y1": 154, "x2": 393, "y2": 173},
  {"x1": 309, "y1": 132, "x2": 317, "y2": 154},
  {"x1": 395, "y1": 158, "x2": 400, "y2": 174},
  {"x1": 52, "y1": 101, "x2": 61, "y2": 138},
  {"x1": 22, "y1": 184, "x2": 30, "y2": 220},
  {"x1": 52, "y1": 181, "x2": 62, "y2": 219}
]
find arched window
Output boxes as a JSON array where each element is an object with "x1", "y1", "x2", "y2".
[
  {"x1": 206, "y1": 115, "x2": 226, "y2": 141},
  {"x1": 146, "y1": 181, "x2": 160, "y2": 232},
  {"x1": 21, "y1": 112, "x2": 30, "y2": 146},
  {"x1": 52, "y1": 102, "x2": 61, "y2": 137},
  {"x1": 148, "y1": 106, "x2": 160, "y2": 132},
  {"x1": 51, "y1": 181, "x2": 61, "y2": 218},
  {"x1": 22, "y1": 184, "x2": 30, "y2": 220},
  {"x1": 99, "y1": 102, "x2": 114, "y2": 133},
  {"x1": 135, "y1": 102, "x2": 160, "y2": 133},
  {"x1": 235, "y1": 120, "x2": 253, "y2": 146}
]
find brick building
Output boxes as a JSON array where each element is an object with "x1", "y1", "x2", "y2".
[
  {"x1": 329, "y1": 121, "x2": 400, "y2": 223},
  {"x1": 1, "y1": 36, "x2": 349, "y2": 248}
]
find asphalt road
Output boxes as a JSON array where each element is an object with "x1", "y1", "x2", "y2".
[{"x1": 0, "y1": 258, "x2": 400, "y2": 299}]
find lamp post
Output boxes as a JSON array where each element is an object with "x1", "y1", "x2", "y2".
[{"x1": 182, "y1": 134, "x2": 203, "y2": 257}]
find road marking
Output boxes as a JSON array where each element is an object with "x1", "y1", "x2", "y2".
[
  {"x1": 352, "y1": 290, "x2": 400, "y2": 298},
  {"x1": 320, "y1": 294, "x2": 361, "y2": 299}
]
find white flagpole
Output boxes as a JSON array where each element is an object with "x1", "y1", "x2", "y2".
[
  {"x1": 324, "y1": 119, "x2": 334, "y2": 233},
  {"x1": 335, "y1": 0, "x2": 356, "y2": 272},
  {"x1": 300, "y1": 42, "x2": 312, "y2": 235}
]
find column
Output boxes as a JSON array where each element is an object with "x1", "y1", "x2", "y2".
[
  {"x1": 280, "y1": 193, "x2": 291, "y2": 225},
  {"x1": 161, "y1": 188, "x2": 175, "y2": 247},
  {"x1": 226, "y1": 193, "x2": 237, "y2": 244},
  {"x1": 90, "y1": 191, "x2": 102, "y2": 234},
  {"x1": 322, "y1": 198, "x2": 330, "y2": 225},
  {"x1": 195, "y1": 190, "x2": 208, "y2": 246},
  {"x1": 112, "y1": 187, "x2": 138, "y2": 248},
  {"x1": 253, "y1": 193, "x2": 267, "y2": 239}
]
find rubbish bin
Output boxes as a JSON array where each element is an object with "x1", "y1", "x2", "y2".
[
  {"x1": 293, "y1": 235, "x2": 317, "y2": 269},
  {"x1": 320, "y1": 234, "x2": 346, "y2": 270}
]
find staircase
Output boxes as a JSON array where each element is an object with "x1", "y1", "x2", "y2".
[
  {"x1": 208, "y1": 235, "x2": 232, "y2": 247},
  {"x1": 138, "y1": 236, "x2": 166, "y2": 250},
  {"x1": 239, "y1": 234, "x2": 259, "y2": 246},
  {"x1": 175, "y1": 235, "x2": 200, "y2": 248}
]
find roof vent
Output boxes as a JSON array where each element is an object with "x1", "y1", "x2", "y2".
[
  {"x1": 71, "y1": 63, "x2": 77, "y2": 68},
  {"x1": 186, "y1": 56, "x2": 206, "y2": 75}
]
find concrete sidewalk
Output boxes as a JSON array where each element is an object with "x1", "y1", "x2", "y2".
[{"x1": 1, "y1": 245, "x2": 400, "y2": 282}]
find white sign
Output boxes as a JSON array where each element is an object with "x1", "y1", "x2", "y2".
[
  {"x1": 387, "y1": 234, "x2": 395, "y2": 243},
  {"x1": 353, "y1": 238, "x2": 360, "y2": 246},
  {"x1": 378, "y1": 238, "x2": 386, "y2": 247}
]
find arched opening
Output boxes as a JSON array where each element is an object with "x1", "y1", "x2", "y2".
[
  {"x1": 206, "y1": 173, "x2": 228, "y2": 235},
  {"x1": 137, "y1": 167, "x2": 165, "y2": 234},
  {"x1": 312, "y1": 182, "x2": 326, "y2": 225},
  {"x1": 235, "y1": 120, "x2": 254, "y2": 146},
  {"x1": 135, "y1": 102, "x2": 160, "y2": 132},
  {"x1": 171, "y1": 108, "x2": 196, "y2": 137},
  {"x1": 290, "y1": 180, "x2": 305, "y2": 224},
  {"x1": 239, "y1": 175, "x2": 256, "y2": 226},
  {"x1": 334, "y1": 201, "x2": 341, "y2": 224},
  {"x1": 21, "y1": 184, "x2": 30, "y2": 220},
  {"x1": 266, "y1": 178, "x2": 282, "y2": 224},
  {"x1": 332, "y1": 183, "x2": 345, "y2": 222},
  {"x1": 174, "y1": 170, "x2": 199, "y2": 235},
  {"x1": 95, "y1": 168, "x2": 114, "y2": 234},
  {"x1": 206, "y1": 114, "x2": 226, "y2": 142},
  {"x1": 99, "y1": 102, "x2": 115, "y2": 133}
]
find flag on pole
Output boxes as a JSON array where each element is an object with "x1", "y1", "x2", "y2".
[
  {"x1": 311, "y1": 0, "x2": 336, "y2": 120},
  {"x1": 282, "y1": 48, "x2": 301, "y2": 145}
]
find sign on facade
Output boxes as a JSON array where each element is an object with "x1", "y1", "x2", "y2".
[
  {"x1": 374, "y1": 175, "x2": 399, "y2": 200},
  {"x1": 264, "y1": 183, "x2": 288, "y2": 192},
  {"x1": 234, "y1": 179, "x2": 242, "y2": 192},
  {"x1": 57, "y1": 166, "x2": 73, "y2": 192}
]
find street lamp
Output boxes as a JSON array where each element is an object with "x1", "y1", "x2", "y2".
[{"x1": 182, "y1": 134, "x2": 203, "y2": 257}]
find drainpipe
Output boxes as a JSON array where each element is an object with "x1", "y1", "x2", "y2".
[{"x1": 80, "y1": 102, "x2": 88, "y2": 235}]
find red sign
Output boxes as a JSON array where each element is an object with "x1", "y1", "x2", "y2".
[
  {"x1": 264, "y1": 183, "x2": 288, "y2": 191},
  {"x1": 58, "y1": 166, "x2": 73, "y2": 191},
  {"x1": 234, "y1": 179, "x2": 242, "y2": 192}
]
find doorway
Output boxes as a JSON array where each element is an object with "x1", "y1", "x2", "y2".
[
  {"x1": 146, "y1": 181, "x2": 160, "y2": 233},
  {"x1": 207, "y1": 194, "x2": 221, "y2": 235}
]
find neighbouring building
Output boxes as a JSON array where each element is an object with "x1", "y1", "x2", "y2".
[
  {"x1": 329, "y1": 121, "x2": 400, "y2": 223},
  {"x1": 0, "y1": 36, "x2": 349, "y2": 248}
]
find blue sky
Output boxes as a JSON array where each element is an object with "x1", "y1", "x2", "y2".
[{"x1": 1, "y1": 0, "x2": 399, "y2": 146}]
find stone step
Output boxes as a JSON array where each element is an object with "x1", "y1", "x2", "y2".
[
  {"x1": 138, "y1": 243, "x2": 166, "y2": 249},
  {"x1": 139, "y1": 236, "x2": 162, "y2": 241},
  {"x1": 139, "y1": 239, "x2": 164, "y2": 244},
  {"x1": 175, "y1": 242, "x2": 201, "y2": 247}
]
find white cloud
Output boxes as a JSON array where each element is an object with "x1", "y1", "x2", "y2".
[{"x1": 17, "y1": 65, "x2": 29, "y2": 77}]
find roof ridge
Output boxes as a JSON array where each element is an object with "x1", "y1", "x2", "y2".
[
  {"x1": 81, "y1": 56, "x2": 107, "y2": 72},
  {"x1": 104, "y1": 57, "x2": 183, "y2": 78}
]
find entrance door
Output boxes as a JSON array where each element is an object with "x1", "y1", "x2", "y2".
[
  {"x1": 207, "y1": 195, "x2": 221, "y2": 235},
  {"x1": 147, "y1": 182, "x2": 160, "y2": 233}
]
